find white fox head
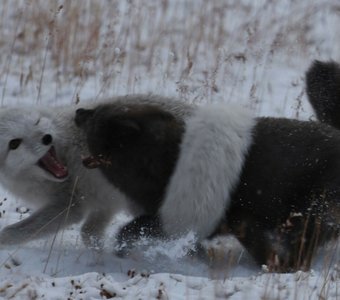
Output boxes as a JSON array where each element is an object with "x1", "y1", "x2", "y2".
[{"x1": 0, "y1": 108, "x2": 68, "y2": 183}]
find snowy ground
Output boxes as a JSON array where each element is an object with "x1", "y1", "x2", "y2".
[{"x1": 0, "y1": 0, "x2": 339, "y2": 299}]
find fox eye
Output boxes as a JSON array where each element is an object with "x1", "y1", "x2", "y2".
[{"x1": 8, "y1": 138, "x2": 22, "y2": 150}]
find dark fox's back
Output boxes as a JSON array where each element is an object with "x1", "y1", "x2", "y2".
[{"x1": 231, "y1": 117, "x2": 340, "y2": 223}]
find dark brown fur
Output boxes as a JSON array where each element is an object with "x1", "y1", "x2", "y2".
[{"x1": 76, "y1": 103, "x2": 184, "y2": 214}]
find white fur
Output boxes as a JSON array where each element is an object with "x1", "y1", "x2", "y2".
[
  {"x1": 160, "y1": 103, "x2": 255, "y2": 239},
  {"x1": 0, "y1": 95, "x2": 194, "y2": 247},
  {"x1": 0, "y1": 106, "x2": 128, "y2": 247}
]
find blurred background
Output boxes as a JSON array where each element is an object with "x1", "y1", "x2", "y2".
[{"x1": 0, "y1": 0, "x2": 339, "y2": 118}]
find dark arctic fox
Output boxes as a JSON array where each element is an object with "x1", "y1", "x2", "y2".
[{"x1": 76, "y1": 97, "x2": 340, "y2": 272}]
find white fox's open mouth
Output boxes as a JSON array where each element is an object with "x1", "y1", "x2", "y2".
[{"x1": 38, "y1": 146, "x2": 68, "y2": 179}]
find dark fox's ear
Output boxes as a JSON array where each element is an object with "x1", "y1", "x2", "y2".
[
  {"x1": 113, "y1": 119, "x2": 141, "y2": 137},
  {"x1": 75, "y1": 108, "x2": 94, "y2": 126}
]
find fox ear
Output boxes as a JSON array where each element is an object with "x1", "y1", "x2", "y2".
[
  {"x1": 75, "y1": 108, "x2": 94, "y2": 126},
  {"x1": 113, "y1": 119, "x2": 141, "y2": 136}
]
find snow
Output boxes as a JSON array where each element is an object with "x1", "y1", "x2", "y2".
[{"x1": 0, "y1": 0, "x2": 339, "y2": 299}]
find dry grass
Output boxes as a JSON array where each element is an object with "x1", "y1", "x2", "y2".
[{"x1": 0, "y1": 0, "x2": 337, "y2": 108}]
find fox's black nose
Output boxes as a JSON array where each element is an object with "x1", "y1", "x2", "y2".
[{"x1": 42, "y1": 134, "x2": 53, "y2": 145}]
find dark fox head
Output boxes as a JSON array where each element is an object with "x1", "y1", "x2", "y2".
[
  {"x1": 74, "y1": 102, "x2": 184, "y2": 209},
  {"x1": 75, "y1": 103, "x2": 183, "y2": 164}
]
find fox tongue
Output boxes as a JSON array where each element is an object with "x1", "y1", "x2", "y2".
[{"x1": 40, "y1": 147, "x2": 68, "y2": 179}]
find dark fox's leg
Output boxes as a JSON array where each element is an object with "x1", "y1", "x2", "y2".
[
  {"x1": 115, "y1": 215, "x2": 163, "y2": 256},
  {"x1": 225, "y1": 209, "x2": 307, "y2": 272},
  {"x1": 227, "y1": 201, "x2": 339, "y2": 272},
  {"x1": 115, "y1": 214, "x2": 208, "y2": 260},
  {"x1": 225, "y1": 212, "x2": 278, "y2": 269}
]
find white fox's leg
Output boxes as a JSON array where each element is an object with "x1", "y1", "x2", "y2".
[
  {"x1": 81, "y1": 209, "x2": 113, "y2": 250},
  {"x1": 0, "y1": 202, "x2": 84, "y2": 245}
]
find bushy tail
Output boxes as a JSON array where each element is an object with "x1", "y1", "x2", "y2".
[{"x1": 305, "y1": 60, "x2": 340, "y2": 129}]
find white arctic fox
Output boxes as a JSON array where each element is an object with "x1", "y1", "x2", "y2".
[{"x1": 0, "y1": 95, "x2": 194, "y2": 248}]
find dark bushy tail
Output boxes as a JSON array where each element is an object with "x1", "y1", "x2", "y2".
[{"x1": 306, "y1": 60, "x2": 340, "y2": 129}]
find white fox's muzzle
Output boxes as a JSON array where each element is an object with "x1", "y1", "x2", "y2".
[{"x1": 38, "y1": 146, "x2": 68, "y2": 180}]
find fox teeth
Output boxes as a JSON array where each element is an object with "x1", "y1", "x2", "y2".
[{"x1": 38, "y1": 146, "x2": 68, "y2": 179}]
